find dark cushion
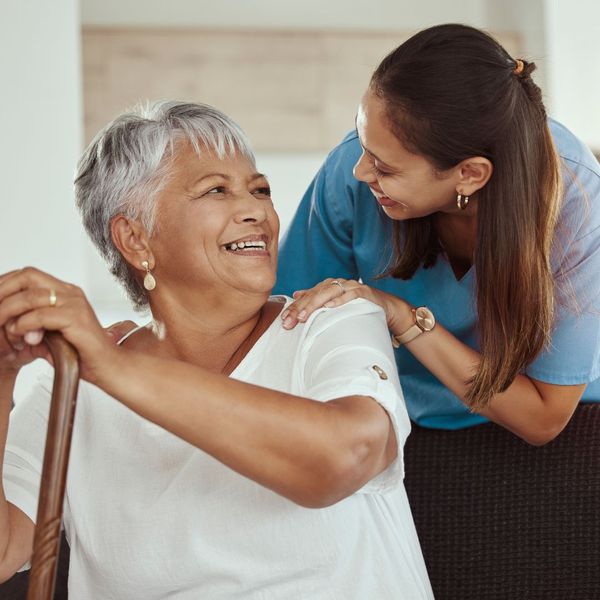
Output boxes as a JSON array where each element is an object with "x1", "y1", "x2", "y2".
[{"x1": 404, "y1": 403, "x2": 600, "y2": 600}]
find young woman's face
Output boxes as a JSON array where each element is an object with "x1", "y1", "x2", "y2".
[
  {"x1": 354, "y1": 91, "x2": 459, "y2": 220},
  {"x1": 149, "y1": 142, "x2": 279, "y2": 302}
]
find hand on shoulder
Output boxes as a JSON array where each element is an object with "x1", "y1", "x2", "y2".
[{"x1": 280, "y1": 277, "x2": 407, "y2": 332}]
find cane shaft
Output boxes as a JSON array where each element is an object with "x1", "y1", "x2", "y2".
[{"x1": 27, "y1": 333, "x2": 79, "y2": 600}]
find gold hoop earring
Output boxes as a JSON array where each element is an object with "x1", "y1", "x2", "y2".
[
  {"x1": 456, "y1": 194, "x2": 469, "y2": 210},
  {"x1": 142, "y1": 260, "x2": 156, "y2": 291}
]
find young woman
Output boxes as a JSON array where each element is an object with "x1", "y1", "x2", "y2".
[
  {"x1": 275, "y1": 24, "x2": 600, "y2": 445},
  {"x1": 0, "y1": 102, "x2": 433, "y2": 598}
]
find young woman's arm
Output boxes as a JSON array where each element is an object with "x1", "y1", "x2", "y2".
[
  {"x1": 392, "y1": 307, "x2": 584, "y2": 445},
  {"x1": 283, "y1": 280, "x2": 585, "y2": 446}
]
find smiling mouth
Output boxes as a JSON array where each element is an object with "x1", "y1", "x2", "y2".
[
  {"x1": 370, "y1": 189, "x2": 408, "y2": 209},
  {"x1": 375, "y1": 195, "x2": 399, "y2": 208},
  {"x1": 222, "y1": 235, "x2": 270, "y2": 255}
]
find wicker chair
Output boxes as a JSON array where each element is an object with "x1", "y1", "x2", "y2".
[{"x1": 404, "y1": 403, "x2": 600, "y2": 600}]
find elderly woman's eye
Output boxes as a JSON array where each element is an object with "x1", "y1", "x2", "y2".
[
  {"x1": 205, "y1": 186, "x2": 226, "y2": 195},
  {"x1": 254, "y1": 187, "x2": 272, "y2": 197}
]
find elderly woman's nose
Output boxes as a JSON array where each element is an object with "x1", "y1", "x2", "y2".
[{"x1": 233, "y1": 194, "x2": 269, "y2": 223}]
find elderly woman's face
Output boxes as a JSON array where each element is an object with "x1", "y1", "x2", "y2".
[{"x1": 149, "y1": 141, "x2": 279, "y2": 301}]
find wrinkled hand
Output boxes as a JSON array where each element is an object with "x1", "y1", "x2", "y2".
[
  {"x1": 0, "y1": 267, "x2": 122, "y2": 384},
  {"x1": 281, "y1": 277, "x2": 407, "y2": 331},
  {"x1": 0, "y1": 318, "x2": 49, "y2": 376}
]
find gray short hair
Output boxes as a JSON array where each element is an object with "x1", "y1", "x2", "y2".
[{"x1": 75, "y1": 101, "x2": 256, "y2": 310}]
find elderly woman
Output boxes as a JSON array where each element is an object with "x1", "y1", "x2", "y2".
[{"x1": 0, "y1": 102, "x2": 433, "y2": 599}]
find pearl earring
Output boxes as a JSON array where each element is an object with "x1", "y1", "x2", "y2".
[{"x1": 142, "y1": 260, "x2": 156, "y2": 291}]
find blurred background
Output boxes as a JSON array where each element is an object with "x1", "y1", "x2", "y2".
[{"x1": 2, "y1": 0, "x2": 599, "y2": 396}]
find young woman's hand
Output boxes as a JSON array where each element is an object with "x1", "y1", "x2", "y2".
[
  {"x1": 0, "y1": 268, "x2": 122, "y2": 384},
  {"x1": 281, "y1": 277, "x2": 411, "y2": 332}
]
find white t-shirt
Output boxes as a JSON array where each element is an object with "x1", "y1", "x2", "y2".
[{"x1": 3, "y1": 297, "x2": 433, "y2": 599}]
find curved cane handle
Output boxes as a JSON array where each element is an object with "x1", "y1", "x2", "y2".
[{"x1": 27, "y1": 332, "x2": 80, "y2": 600}]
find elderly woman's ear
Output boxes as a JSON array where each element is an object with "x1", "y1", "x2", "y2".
[{"x1": 110, "y1": 215, "x2": 154, "y2": 272}]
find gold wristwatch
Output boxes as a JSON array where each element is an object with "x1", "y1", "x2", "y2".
[{"x1": 392, "y1": 306, "x2": 436, "y2": 348}]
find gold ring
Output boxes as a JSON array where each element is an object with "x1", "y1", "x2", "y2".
[
  {"x1": 49, "y1": 289, "x2": 57, "y2": 307},
  {"x1": 330, "y1": 280, "x2": 344, "y2": 294}
]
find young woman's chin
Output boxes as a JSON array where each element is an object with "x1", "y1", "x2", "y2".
[{"x1": 380, "y1": 204, "x2": 426, "y2": 221}]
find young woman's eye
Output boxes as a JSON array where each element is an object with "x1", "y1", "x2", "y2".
[
  {"x1": 373, "y1": 165, "x2": 390, "y2": 178},
  {"x1": 253, "y1": 187, "x2": 272, "y2": 197}
]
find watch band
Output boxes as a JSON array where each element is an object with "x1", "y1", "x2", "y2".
[{"x1": 392, "y1": 323, "x2": 423, "y2": 347}]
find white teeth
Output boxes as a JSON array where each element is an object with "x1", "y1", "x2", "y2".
[
  {"x1": 226, "y1": 240, "x2": 267, "y2": 251},
  {"x1": 225, "y1": 240, "x2": 267, "y2": 251}
]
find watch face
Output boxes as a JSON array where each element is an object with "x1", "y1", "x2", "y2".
[{"x1": 415, "y1": 306, "x2": 435, "y2": 332}]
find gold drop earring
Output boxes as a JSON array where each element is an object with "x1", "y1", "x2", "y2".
[{"x1": 142, "y1": 260, "x2": 156, "y2": 291}]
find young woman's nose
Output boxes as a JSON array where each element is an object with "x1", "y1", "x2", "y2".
[{"x1": 353, "y1": 151, "x2": 377, "y2": 184}]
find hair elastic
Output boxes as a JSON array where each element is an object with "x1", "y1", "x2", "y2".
[{"x1": 513, "y1": 59, "x2": 524, "y2": 75}]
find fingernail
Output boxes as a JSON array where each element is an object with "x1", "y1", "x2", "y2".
[
  {"x1": 24, "y1": 331, "x2": 44, "y2": 345},
  {"x1": 324, "y1": 301, "x2": 334, "y2": 308},
  {"x1": 281, "y1": 310, "x2": 289, "y2": 321},
  {"x1": 8, "y1": 322, "x2": 16, "y2": 334},
  {"x1": 282, "y1": 317, "x2": 294, "y2": 329},
  {"x1": 297, "y1": 310, "x2": 307, "y2": 321}
]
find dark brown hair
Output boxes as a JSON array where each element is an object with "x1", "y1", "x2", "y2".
[{"x1": 370, "y1": 24, "x2": 562, "y2": 408}]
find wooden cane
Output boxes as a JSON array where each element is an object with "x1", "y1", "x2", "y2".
[{"x1": 27, "y1": 333, "x2": 80, "y2": 600}]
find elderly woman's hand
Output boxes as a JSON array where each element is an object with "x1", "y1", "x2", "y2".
[
  {"x1": 0, "y1": 267, "x2": 121, "y2": 384},
  {"x1": 0, "y1": 320, "x2": 48, "y2": 377},
  {"x1": 281, "y1": 277, "x2": 411, "y2": 333}
]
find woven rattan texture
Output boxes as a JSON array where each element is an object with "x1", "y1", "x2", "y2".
[{"x1": 404, "y1": 404, "x2": 600, "y2": 600}]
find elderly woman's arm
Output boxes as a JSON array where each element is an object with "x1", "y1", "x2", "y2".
[
  {"x1": 96, "y1": 349, "x2": 397, "y2": 508},
  {"x1": 0, "y1": 268, "x2": 398, "y2": 509}
]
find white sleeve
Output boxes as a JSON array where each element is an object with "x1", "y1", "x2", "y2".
[
  {"x1": 299, "y1": 299, "x2": 411, "y2": 495},
  {"x1": 3, "y1": 368, "x2": 54, "y2": 526}
]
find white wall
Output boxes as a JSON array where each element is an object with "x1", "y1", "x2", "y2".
[
  {"x1": 81, "y1": 0, "x2": 600, "y2": 151},
  {"x1": 485, "y1": 0, "x2": 548, "y2": 92},
  {"x1": 81, "y1": 0, "x2": 487, "y2": 30},
  {"x1": 0, "y1": 0, "x2": 84, "y2": 283},
  {"x1": 544, "y1": 0, "x2": 600, "y2": 148},
  {"x1": 0, "y1": 0, "x2": 84, "y2": 401}
]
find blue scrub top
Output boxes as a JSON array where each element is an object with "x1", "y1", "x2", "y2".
[{"x1": 274, "y1": 120, "x2": 600, "y2": 429}]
